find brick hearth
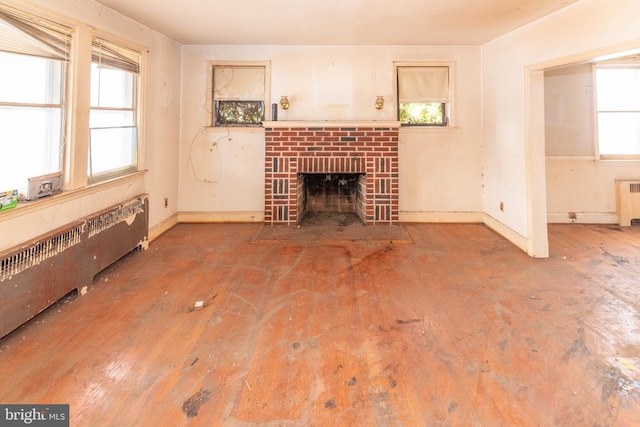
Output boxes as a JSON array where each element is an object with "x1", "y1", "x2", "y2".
[{"x1": 264, "y1": 122, "x2": 399, "y2": 225}]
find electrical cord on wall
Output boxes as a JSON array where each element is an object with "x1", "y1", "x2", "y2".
[
  {"x1": 186, "y1": 126, "x2": 228, "y2": 184},
  {"x1": 185, "y1": 69, "x2": 237, "y2": 184}
]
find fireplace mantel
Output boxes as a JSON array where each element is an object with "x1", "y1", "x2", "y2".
[{"x1": 262, "y1": 120, "x2": 401, "y2": 129}]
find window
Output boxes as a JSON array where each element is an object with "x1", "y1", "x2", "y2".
[
  {"x1": 397, "y1": 65, "x2": 452, "y2": 126},
  {"x1": 212, "y1": 65, "x2": 265, "y2": 126},
  {"x1": 595, "y1": 64, "x2": 640, "y2": 159},
  {"x1": 0, "y1": 6, "x2": 71, "y2": 194},
  {"x1": 89, "y1": 37, "x2": 141, "y2": 182}
]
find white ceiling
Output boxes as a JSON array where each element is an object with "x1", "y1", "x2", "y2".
[{"x1": 93, "y1": 0, "x2": 580, "y2": 46}]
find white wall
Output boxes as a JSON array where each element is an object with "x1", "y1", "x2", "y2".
[
  {"x1": 0, "y1": 0, "x2": 181, "y2": 252},
  {"x1": 545, "y1": 64, "x2": 594, "y2": 157},
  {"x1": 482, "y1": 0, "x2": 640, "y2": 256},
  {"x1": 545, "y1": 63, "x2": 640, "y2": 223},
  {"x1": 546, "y1": 159, "x2": 640, "y2": 223},
  {"x1": 179, "y1": 45, "x2": 483, "y2": 220}
]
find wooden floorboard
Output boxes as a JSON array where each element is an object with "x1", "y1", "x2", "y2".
[{"x1": 1, "y1": 223, "x2": 639, "y2": 426}]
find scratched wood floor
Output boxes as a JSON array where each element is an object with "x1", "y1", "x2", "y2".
[{"x1": 1, "y1": 222, "x2": 640, "y2": 426}]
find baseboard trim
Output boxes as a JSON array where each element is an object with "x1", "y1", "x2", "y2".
[
  {"x1": 483, "y1": 214, "x2": 529, "y2": 254},
  {"x1": 178, "y1": 211, "x2": 265, "y2": 223},
  {"x1": 547, "y1": 212, "x2": 617, "y2": 224},
  {"x1": 149, "y1": 213, "x2": 179, "y2": 242},
  {"x1": 399, "y1": 211, "x2": 483, "y2": 223}
]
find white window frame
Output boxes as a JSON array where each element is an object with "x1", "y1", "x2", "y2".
[
  {"x1": 0, "y1": 3, "x2": 148, "y2": 220},
  {"x1": 593, "y1": 60, "x2": 640, "y2": 162},
  {"x1": 0, "y1": 4, "x2": 72, "y2": 194},
  {"x1": 89, "y1": 34, "x2": 144, "y2": 183},
  {"x1": 206, "y1": 61, "x2": 271, "y2": 128},
  {"x1": 394, "y1": 61, "x2": 456, "y2": 130}
]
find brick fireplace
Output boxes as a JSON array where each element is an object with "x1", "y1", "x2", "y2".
[{"x1": 264, "y1": 121, "x2": 400, "y2": 225}]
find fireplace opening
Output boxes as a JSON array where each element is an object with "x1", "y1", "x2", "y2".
[{"x1": 298, "y1": 173, "x2": 367, "y2": 225}]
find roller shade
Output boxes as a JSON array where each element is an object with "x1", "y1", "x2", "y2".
[
  {"x1": 213, "y1": 66, "x2": 265, "y2": 101},
  {"x1": 92, "y1": 37, "x2": 140, "y2": 74},
  {"x1": 0, "y1": 6, "x2": 72, "y2": 61},
  {"x1": 398, "y1": 66, "x2": 449, "y2": 104}
]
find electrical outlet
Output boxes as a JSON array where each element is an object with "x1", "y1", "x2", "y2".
[
  {"x1": 499, "y1": 201, "x2": 504, "y2": 212},
  {"x1": 164, "y1": 197, "x2": 168, "y2": 208}
]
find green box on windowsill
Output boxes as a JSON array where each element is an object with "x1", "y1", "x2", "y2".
[{"x1": 0, "y1": 189, "x2": 18, "y2": 211}]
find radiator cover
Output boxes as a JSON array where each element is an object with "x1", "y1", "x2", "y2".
[
  {"x1": 616, "y1": 180, "x2": 640, "y2": 226},
  {"x1": 0, "y1": 194, "x2": 149, "y2": 338}
]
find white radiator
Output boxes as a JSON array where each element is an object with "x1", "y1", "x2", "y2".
[{"x1": 616, "y1": 180, "x2": 640, "y2": 226}]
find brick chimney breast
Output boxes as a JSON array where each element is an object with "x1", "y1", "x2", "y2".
[{"x1": 264, "y1": 122, "x2": 399, "y2": 225}]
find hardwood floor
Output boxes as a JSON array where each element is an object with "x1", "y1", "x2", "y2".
[{"x1": 1, "y1": 223, "x2": 639, "y2": 426}]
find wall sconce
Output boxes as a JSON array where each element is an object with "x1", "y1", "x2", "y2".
[
  {"x1": 374, "y1": 96, "x2": 384, "y2": 110},
  {"x1": 280, "y1": 96, "x2": 290, "y2": 110}
]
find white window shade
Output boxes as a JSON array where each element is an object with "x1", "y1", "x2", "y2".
[
  {"x1": 398, "y1": 66, "x2": 449, "y2": 103},
  {"x1": 92, "y1": 37, "x2": 140, "y2": 74},
  {"x1": 0, "y1": 6, "x2": 72, "y2": 61},
  {"x1": 214, "y1": 66, "x2": 265, "y2": 101}
]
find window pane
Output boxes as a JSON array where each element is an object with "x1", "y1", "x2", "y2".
[
  {"x1": 0, "y1": 106, "x2": 62, "y2": 193},
  {"x1": 0, "y1": 52, "x2": 63, "y2": 104},
  {"x1": 598, "y1": 112, "x2": 640, "y2": 155},
  {"x1": 215, "y1": 100, "x2": 263, "y2": 126},
  {"x1": 89, "y1": 127, "x2": 137, "y2": 178},
  {"x1": 89, "y1": 45, "x2": 138, "y2": 182},
  {"x1": 399, "y1": 102, "x2": 445, "y2": 125},
  {"x1": 596, "y1": 68, "x2": 640, "y2": 111},
  {"x1": 90, "y1": 110, "x2": 134, "y2": 128},
  {"x1": 90, "y1": 63, "x2": 134, "y2": 108}
]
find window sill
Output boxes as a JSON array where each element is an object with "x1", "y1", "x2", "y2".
[
  {"x1": 399, "y1": 126, "x2": 458, "y2": 134},
  {"x1": 546, "y1": 156, "x2": 595, "y2": 161},
  {"x1": 596, "y1": 156, "x2": 640, "y2": 166},
  {"x1": 206, "y1": 126, "x2": 265, "y2": 133},
  {"x1": 0, "y1": 170, "x2": 147, "y2": 222}
]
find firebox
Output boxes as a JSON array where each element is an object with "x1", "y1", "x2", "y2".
[
  {"x1": 298, "y1": 173, "x2": 367, "y2": 223},
  {"x1": 264, "y1": 122, "x2": 400, "y2": 225}
]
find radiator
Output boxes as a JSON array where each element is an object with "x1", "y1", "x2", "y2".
[
  {"x1": 616, "y1": 180, "x2": 640, "y2": 226},
  {"x1": 0, "y1": 194, "x2": 149, "y2": 338}
]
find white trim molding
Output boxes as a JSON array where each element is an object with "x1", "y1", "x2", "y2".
[
  {"x1": 547, "y1": 212, "x2": 617, "y2": 224},
  {"x1": 178, "y1": 211, "x2": 265, "y2": 223},
  {"x1": 483, "y1": 213, "x2": 530, "y2": 256},
  {"x1": 399, "y1": 211, "x2": 483, "y2": 223},
  {"x1": 149, "y1": 212, "x2": 179, "y2": 242}
]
